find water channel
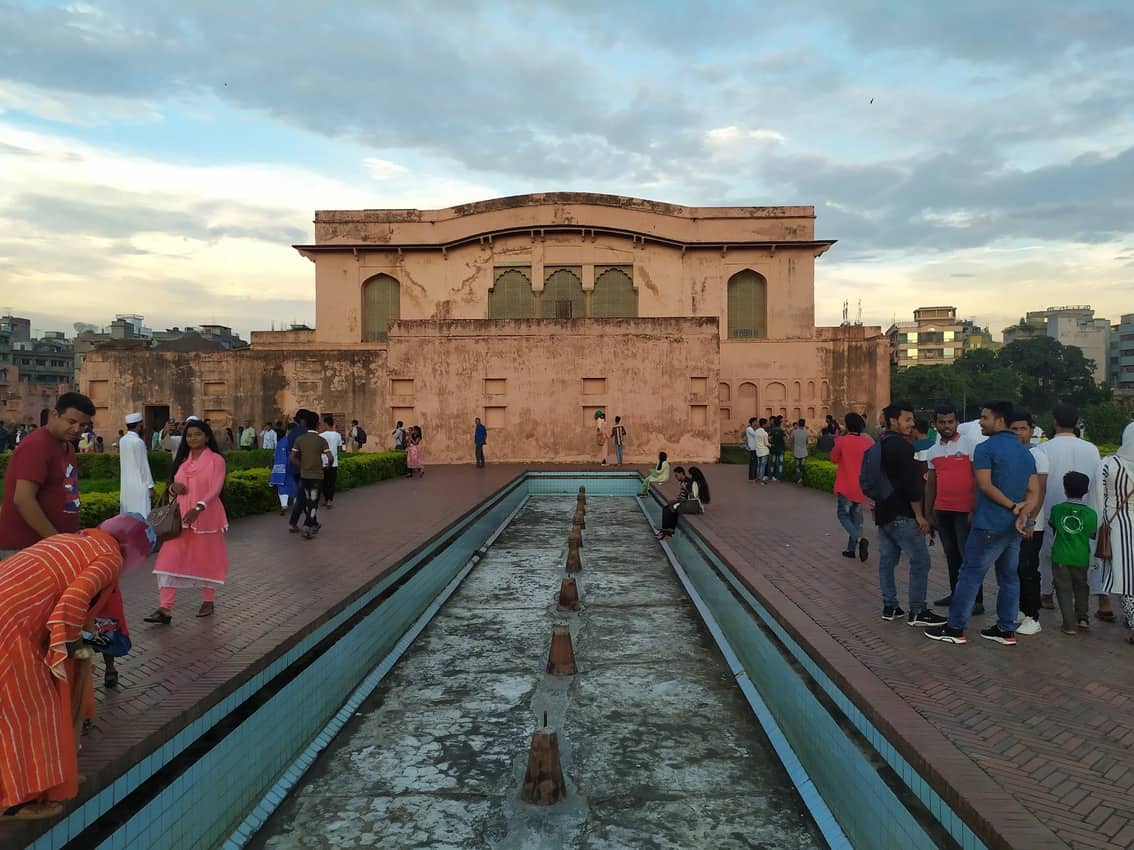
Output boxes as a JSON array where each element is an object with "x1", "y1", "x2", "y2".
[{"x1": 251, "y1": 495, "x2": 826, "y2": 849}]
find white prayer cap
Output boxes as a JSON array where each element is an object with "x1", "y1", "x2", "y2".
[
  {"x1": 185, "y1": 415, "x2": 202, "y2": 423},
  {"x1": 125, "y1": 412, "x2": 144, "y2": 425}
]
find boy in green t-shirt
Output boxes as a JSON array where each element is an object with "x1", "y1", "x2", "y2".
[{"x1": 1048, "y1": 471, "x2": 1099, "y2": 635}]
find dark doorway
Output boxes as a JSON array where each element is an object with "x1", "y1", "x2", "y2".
[{"x1": 145, "y1": 405, "x2": 170, "y2": 447}]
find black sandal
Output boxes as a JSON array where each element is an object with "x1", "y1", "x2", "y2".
[
  {"x1": 143, "y1": 609, "x2": 172, "y2": 624},
  {"x1": 104, "y1": 669, "x2": 119, "y2": 688}
]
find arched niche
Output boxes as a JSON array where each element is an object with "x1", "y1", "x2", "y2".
[
  {"x1": 592, "y1": 267, "x2": 638, "y2": 318},
  {"x1": 362, "y1": 273, "x2": 400, "y2": 342},
  {"x1": 726, "y1": 269, "x2": 768, "y2": 339},
  {"x1": 489, "y1": 269, "x2": 535, "y2": 319}
]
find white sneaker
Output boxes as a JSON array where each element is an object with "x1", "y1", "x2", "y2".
[
  {"x1": 1016, "y1": 616, "x2": 1042, "y2": 636},
  {"x1": 1015, "y1": 611, "x2": 1026, "y2": 624}
]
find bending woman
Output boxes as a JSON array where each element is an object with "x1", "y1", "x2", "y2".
[{"x1": 641, "y1": 451, "x2": 670, "y2": 495}]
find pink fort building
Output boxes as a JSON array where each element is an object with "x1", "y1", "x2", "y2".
[{"x1": 81, "y1": 193, "x2": 889, "y2": 462}]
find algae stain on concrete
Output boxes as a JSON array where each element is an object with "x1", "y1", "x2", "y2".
[{"x1": 252, "y1": 497, "x2": 825, "y2": 850}]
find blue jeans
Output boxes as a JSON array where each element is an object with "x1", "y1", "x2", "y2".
[
  {"x1": 794, "y1": 454, "x2": 807, "y2": 480},
  {"x1": 948, "y1": 527, "x2": 1021, "y2": 633},
  {"x1": 756, "y1": 455, "x2": 768, "y2": 479},
  {"x1": 836, "y1": 495, "x2": 864, "y2": 551},
  {"x1": 615, "y1": 444, "x2": 623, "y2": 465},
  {"x1": 877, "y1": 516, "x2": 930, "y2": 612},
  {"x1": 770, "y1": 452, "x2": 785, "y2": 480}
]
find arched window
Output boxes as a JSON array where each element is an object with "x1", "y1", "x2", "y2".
[
  {"x1": 541, "y1": 268, "x2": 585, "y2": 319},
  {"x1": 592, "y1": 267, "x2": 637, "y2": 318},
  {"x1": 727, "y1": 270, "x2": 768, "y2": 339},
  {"x1": 362, "y1": 274, "x2": 400, "y2": 342},
  {"x1": 489, "y1": 269, "x2": 535, "y2": 319}
]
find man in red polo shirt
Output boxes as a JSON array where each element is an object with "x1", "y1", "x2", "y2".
[
  {"x1": 925, "y1": 402, "x2": 984, "y2": 615},
  {"x1": 0, "y1": 393, "x2": 95, "y2": 556}
]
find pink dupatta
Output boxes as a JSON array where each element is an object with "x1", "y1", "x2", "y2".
[{"x1": 173, "y1": 447, "x2": 228, "y2": 533}]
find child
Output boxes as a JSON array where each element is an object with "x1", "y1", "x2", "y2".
[{"x1": 1048, "y1": 471, "x2": 1099, "y2": 635}]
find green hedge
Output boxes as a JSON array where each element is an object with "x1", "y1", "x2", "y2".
[{"x1": 70, "y1": 452, "x2": 406, "y2": 527}]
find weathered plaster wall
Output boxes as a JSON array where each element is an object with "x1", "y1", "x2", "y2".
[
  {"x1": 311, "y1": 237, "x2": 816, "y2": 345},
  {"x1": 718, "y1": 326, "x2": 891, "y2": 439},
  {"x1": 80, "y1": 317, "x2": 721, "y2": 464},
  {"x1": 80, "y1": 347, "x2": 389, "y2": 441},
  {"x1": 384, "y1": 318, "x2": 720, "y2": 464}
]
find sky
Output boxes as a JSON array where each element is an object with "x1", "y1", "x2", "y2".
[{"x1": 1, "y1": 0, "x2": 1133, "y2": 340}]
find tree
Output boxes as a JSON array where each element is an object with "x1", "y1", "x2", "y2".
[
  {"x1": 890, "y1": 365, "x2": 965, "y2": 411},
  {"x1": 996, "y1": 336, "x2": 1104, "y2": 412},
  {"x1": 1083, "y1": 401, "x2": 1132, "y2": 445}
]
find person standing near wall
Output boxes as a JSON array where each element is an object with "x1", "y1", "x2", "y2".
[
  {"x1": 768, "y1": 416, "x2": 787, "y2": 482},
  {"x1": 594, "y1": 410, "x2": 608, "y2": 465},
  {"x1": 118, "y1": 412, "x2": 155, "y2": 517},
  {"x1": 260, "y1": 422, "x2": 277, "y2": 451},
  {"x1": 319, "y1": 415, "x2": 343, "y2": 509},
  {"x1": 745, "y1": 417, "x2": 760, "y2": 483},
  {"x1": 474, "y1": 417, "x2": 487, "y2": 467},
  {"x1": 791, "y1": 418, "x2": 811, "y2": 486},
  {"x1": 611, "y1": 416, "x2": 627, "y2": 467}
]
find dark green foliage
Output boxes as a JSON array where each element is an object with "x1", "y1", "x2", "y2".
[{"x1": 1082, "y1": 401, "x2": 1132, "y2": 445}]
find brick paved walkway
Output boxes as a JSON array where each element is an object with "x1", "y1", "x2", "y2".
[{"x1": 671, "y1": 465, "x2": 1134, "y2": 850}]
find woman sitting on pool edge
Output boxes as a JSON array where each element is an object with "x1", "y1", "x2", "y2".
[
  {"x1": 655, "y1": 466, "x2": 711, "y2": 540},
  {"x1": 641, "y1": 451, "x2": 670, "y2": 495}
]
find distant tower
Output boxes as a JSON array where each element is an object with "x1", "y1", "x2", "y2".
[
  {"x1": 856, "y1": 299, "x2": 863, "y2": 326},
  {"x1": 841, "y1": 299, "x2": 849, "y2": 325}
]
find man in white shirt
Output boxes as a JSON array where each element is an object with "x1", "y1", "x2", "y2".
[
  {"x1": 319, "y1": 415, "x2": 344, "y2": 509},
  {"x1": 1036, "y1": 403, "x2": 1106, "y2": 615},
  {"x1": 119, "y1": 412, "x2": 154, "y2": 516},
  {"x1": 754, "y1": 418, "x2": 771, "y2": 483},
  {"x1": 260, "y1": 422, "x2": 278, "y2": 451},
  {"x1": 1010, "y1": 410, "x2": 1049, "y2": 635},
  {"x1": 745, "y1": 417, "x2": 761, "y2": 483}
]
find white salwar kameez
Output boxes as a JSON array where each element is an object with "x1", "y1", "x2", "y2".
[{"x1": 118, "y1": 430, "x2": 154, "y2": 516}]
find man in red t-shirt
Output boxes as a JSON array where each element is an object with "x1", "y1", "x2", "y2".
[
  {"x1": 0, "y1": 392, "x2": 95, "y2": 555},
  {"x1": 925, "y1": 403, "x2": 983, "y2": 614},
  {"x1": 830, "y1": 412, "x2": 875, "y2": 562}
]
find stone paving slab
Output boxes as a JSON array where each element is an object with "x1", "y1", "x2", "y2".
[{"x1": 670, "y1": 465, "x2": 1134, "y2": 850}]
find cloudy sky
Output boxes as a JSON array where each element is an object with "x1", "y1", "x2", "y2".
[{"x1": 2, "y1": 0, "x2": 1132, "y2": 340}]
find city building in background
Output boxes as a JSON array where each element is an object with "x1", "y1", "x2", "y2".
[
  {"x1": 1002, "y1": 305, "x2": 1110, "y2": 384},
  {"x1": 1111, "y1": 313, "x2": 1134, "y2": 405},
  {"x1": 1, "y1": 313, "x2": 74, "y2": 425},
  {"x1": 885, "y1": 306, "x2": 996, "y2": 370}
]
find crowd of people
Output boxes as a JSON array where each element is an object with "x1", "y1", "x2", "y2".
[{"x1": 826, "y1": 400, "x2": 1134, "y2": 647}]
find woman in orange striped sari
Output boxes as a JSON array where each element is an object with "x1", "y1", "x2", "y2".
[{"x1": 0, "y1": 515, "x2": 152, "y2": 821}]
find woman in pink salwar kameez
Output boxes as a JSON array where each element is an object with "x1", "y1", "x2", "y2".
[{"x1": 144, "y1": 419, "x2": 229, "y2": 624}]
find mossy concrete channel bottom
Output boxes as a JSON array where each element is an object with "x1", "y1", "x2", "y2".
[{"x1": 37, "y1": 473, "x2": 980, "y2": 850}]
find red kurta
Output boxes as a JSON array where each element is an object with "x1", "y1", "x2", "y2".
[{"x1": 0, "y1": 530, "x2": 123, "y2": 808}]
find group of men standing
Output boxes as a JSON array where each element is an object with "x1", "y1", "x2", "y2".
[
  {"x1": 744, "y1": 416, "x2": 812, "y2": 485},
  {"x1": 829, "y1": 400, "x2": 1111, "y2": 646}
]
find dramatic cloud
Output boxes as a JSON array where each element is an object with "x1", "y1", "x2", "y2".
[{"x1": 0, "y1": 0, "x2": 1131, "y2": 338}]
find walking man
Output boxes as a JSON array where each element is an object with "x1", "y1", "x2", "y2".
[
  {"x1": 474, "y1": 417, "x2": 488, "y2": 467},
  {"x1": 611, "y1": 416, "x2": 627, "y2": 466},
  {"x1": 745, "y1": 417, "x2": 760, "y2": 482},
  {"x1": 290, "y1": 410, "x2": 332, "y2": 539},
  {"x1": 926, "y1": 403, "x2": 984, "y2": 616},
  {"x1": 830, "y1": 412, "x2": 872, "y2": 561},
  {"x1": 260, "y1": 422, "x2": 277, "y2": 451},
  {"x1": 392, "y1": 420, "x2": 406, "y2": 451},
  {"x1": 319, "y1": 415, "x2": 343, "y2": 509},
  {"x1": 925, "y1": 401, "x2": 1039, "y2": 646},
  {"x1": 869, "y1": 401, "x2": 946, "y2": 627},
  {"x1": 118, "y1": 413, "x2": 154, "y2": 518}
]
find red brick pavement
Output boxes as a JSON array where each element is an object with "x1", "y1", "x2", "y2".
[{"x1": 674, "y1": 465, "x2": 1134, "y2": 850}]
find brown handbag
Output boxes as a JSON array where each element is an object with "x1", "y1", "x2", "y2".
[
  {"x1": 147, "y1": 488, "x2": 183, "y2": 542},
  {"x1": 1095, "y1": 470, "x2": 1131, "y2": 559}
]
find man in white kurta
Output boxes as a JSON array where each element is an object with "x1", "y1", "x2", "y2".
[{"x1": 119, "y1": 413, "x2": 154, "y2": 516}]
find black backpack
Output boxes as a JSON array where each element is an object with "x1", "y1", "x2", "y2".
[
  {"x1": 356, "y1": 427, "x2": 367, "y2": 446},
  {"x1": 859, "y1": 434, "x2": 896, "y2": 503}
]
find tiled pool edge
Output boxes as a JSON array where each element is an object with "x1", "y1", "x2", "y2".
[
  {"x1": 33, "y1": 473, "x2": 638, "y2": 850},
  {"x1": 672, "y1": 502, "x2": 1071, "y2": 850}
]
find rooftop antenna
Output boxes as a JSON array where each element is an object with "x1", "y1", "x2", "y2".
[
  {"x1": 841, "y1": 299, "x2": 849, "y2": 325},
  {"x1": 856, "y1": 299, "x2": 862, "y2": 326}
]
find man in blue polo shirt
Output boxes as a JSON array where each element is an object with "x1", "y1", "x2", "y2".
[{"x1": 925, "y1": 400, "x2": 1039, "y2": 646}]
